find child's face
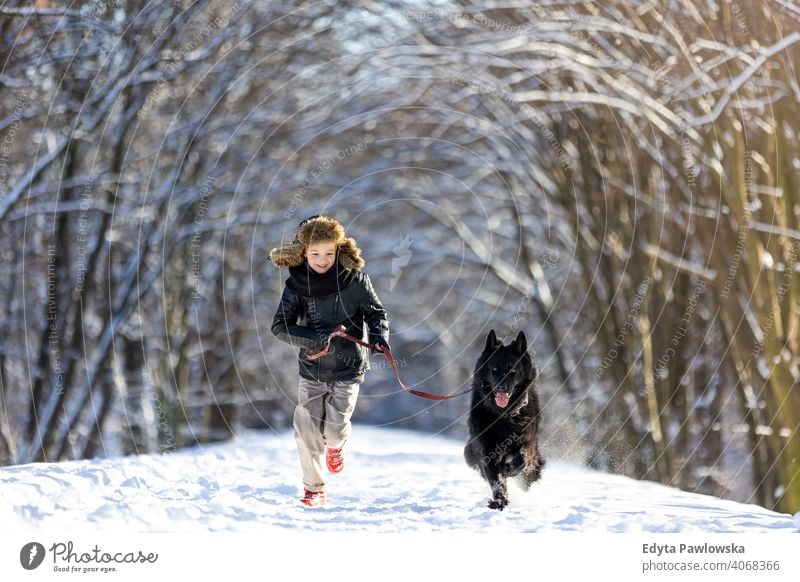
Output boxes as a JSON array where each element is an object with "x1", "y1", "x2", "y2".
[{"x1": 305, "y1": 241, "x2": 337, "y2": 274}]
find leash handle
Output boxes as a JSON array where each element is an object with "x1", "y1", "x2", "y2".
[
  {"x1": 305, "y1": 326, "x2": 473, "y2": 401},
  {"x1": 305, "y1": 325, "x2": 354, "y2": 360}
]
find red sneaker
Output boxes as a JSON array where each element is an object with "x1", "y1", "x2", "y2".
[
  {"x1": 326, "y1": 447, "x2": 344, "y2": 473},
  {"x1": 300, "y1": 488, "x2": 326, "y2": 507}
]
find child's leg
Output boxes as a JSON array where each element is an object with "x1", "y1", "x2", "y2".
[
  {"x1": 322, "y1": 379, "x2": 361, "y2": 449},
  {"x1": 293, "y1": 378, "x2": 328, "y2": 492}
]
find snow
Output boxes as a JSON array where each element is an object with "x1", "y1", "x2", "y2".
[{"x1": 0, "y1": 427, "x2": 795, "y2": 533}]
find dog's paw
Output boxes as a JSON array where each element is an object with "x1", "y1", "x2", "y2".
[{"x1": 487, "y1": 497, "x2": 508, "y2": 511}]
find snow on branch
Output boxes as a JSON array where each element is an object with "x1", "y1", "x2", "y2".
[
  {"x1": 691, "y1": 32, "x2": 800, "y2": 127},
  {"x1": 643, "y1": 243, "x2": 717, "y2": 281}
]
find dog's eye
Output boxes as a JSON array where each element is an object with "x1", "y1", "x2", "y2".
[
  {"x1": 510, "y1": 368, "x2": 517, "y2": 374},
  {"x1": 492, "y1": 366, "x2": 499, "y2": 373}
]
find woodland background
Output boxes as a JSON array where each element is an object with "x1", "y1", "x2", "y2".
[{"x1": 0, "y1": 0, "x2": 798, "y2": 514}]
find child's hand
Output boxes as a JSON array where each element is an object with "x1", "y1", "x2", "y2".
[{"x1": 372, "y1": 339, "x2": 391, "y2": 354}]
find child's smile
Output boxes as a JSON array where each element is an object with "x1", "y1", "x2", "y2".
[{"x1": 305, "y1": 241, "x2": 337, "y2": 274}]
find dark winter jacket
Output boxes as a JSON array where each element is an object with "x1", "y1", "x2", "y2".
[{"x1": 271, "y1": 261, "x2": 390, "y2": 382}]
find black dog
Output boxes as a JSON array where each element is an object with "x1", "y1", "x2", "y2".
[{"x1": 464, "y1": 330, "x2": 544, "y2": 510}]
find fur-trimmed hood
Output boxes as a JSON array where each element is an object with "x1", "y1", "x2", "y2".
[{"x1": 269, "y1": 215, "x2": 365, "y2": 271}]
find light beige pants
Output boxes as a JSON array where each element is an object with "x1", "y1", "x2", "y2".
[{"x1": 293, "y1": 378, "x2": 360, "y2": 492}]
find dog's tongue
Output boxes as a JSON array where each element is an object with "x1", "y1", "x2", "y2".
[{"x1": 495, "y1": 392, "x2": 510, "y2": 408}]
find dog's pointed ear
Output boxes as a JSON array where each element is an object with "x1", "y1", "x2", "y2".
[
  {"x1": 512, "y1": 331, "x2": 527, "y2": 353},
  {"x1": 485, "y1": 329, "x2": 499, "y2": 350}
]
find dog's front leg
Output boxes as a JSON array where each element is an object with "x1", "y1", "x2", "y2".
[{"x1": 484, "y1": 462, "x2": 509, "y2": 510}]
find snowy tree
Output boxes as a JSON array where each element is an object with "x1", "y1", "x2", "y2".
[{"x1": 0, "y1": 0, "x2": 798, "y2": 514}]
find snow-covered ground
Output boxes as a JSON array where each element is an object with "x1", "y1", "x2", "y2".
[{"x1": 0, "y1": 427, "x2": 795, "y2": 533}]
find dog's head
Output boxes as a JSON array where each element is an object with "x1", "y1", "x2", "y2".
[{"x1": 475, "y1": 330, "x2": 537, "y2": 410}]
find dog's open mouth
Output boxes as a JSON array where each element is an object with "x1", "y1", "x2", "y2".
[{"x1": 494, "y1": 392, "x2": 510, "y2": 408}]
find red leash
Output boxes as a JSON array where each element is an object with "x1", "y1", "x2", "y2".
[{"x1": 306, "y1": 325, "x2": 473, "y2": 401}]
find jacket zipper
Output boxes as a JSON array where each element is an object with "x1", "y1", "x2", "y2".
[
  {"x1": 311, "y1": 297, "x2": 321, "y2": 381},
  {"x1": 328, "y1": 294, "x2": 339, "y2": 381},
  {"x1": 311, "y1": 294, "x2": 340, "y2": 381},
  {"x1": 334, "y1": 293, "x2": 339, "y2": 322}
]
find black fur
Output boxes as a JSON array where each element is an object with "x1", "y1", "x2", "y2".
[{"x1": 464, "y1": 330, "x2": 544, "y2": 510}]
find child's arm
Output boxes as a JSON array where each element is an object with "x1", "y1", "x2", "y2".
[
  {"x1": 360, "y1": 275, "x2": 390, "y2": 347},
  {"x1": 271, "y1": 286, "x2": 328, "y2": 350}
]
